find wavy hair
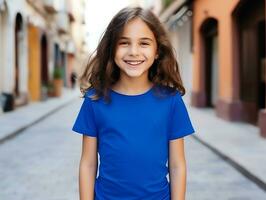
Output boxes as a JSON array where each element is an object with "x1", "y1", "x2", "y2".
[{"x1": 79, "y1": 6, "x2": 185, "y2": 101}]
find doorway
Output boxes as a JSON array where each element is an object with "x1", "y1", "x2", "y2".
[
  {"x1": 234, "y1": 0, "x2": 265, "y2": 124},
  {"x1": 14, "y1": 13, "x2": 23, "y2": 97},
  {"x1": 200, "y1": 18, "x2": 219, "y2": 107},
  {"x1": 41, "y1": 34, "x2": 49, "y2": 86}
]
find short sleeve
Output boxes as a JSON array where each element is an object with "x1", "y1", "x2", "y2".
[
  {"x1": 168, "y1": 92, "x2": 195, "y2": 140},
  {"x1": 72, "y1": 93, "x2": 98, "y2": 137}
]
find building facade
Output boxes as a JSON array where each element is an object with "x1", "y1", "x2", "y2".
[
  {"x1": 0, "y1": 0, "x2": 87, "y2": 113},
  {"x1": 191, "y1": 0, "x2": 266, "y2": 137},
  {"x1": 160, "y1": 0, "x2": 194, "y2": 101},
  {"x1": 160, "y1": 0, "x2": 266, "y2": 137}
]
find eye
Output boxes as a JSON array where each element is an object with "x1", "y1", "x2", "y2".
[
  {"x1": 140, "y1": 42, "x2": 150, "y2": 47},
  {"x1": 119, "y1": 41, "x2": 129, "y2": 45},
  {"x1": 140, "y1": 42, "x2": 150, "y2": 46}
]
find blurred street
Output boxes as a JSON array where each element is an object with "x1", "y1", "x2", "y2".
[
  {"x1": 0, "y1": 93, "x2": 265, "y2": 200},
  {"x1": 1, "y1": 0, "x2": 266, "y2": 199},
  {"x1": 186, "y1": 137, "x2": 265, "y2": 200},
  {"x1": 0, "y1": 97, "x2": 81, "y2": 200}
]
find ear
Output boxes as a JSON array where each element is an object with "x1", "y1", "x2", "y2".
[{"x1": 155, "y1": 54, "x2": 159, "y2": 59}]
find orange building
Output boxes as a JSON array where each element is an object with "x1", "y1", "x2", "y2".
[
  {"x1": 27, "y1": 24, "x2": 41, "y2": 101},
  {"x1": 191, "y1": 0, "x2": 266, "y2": 136}
]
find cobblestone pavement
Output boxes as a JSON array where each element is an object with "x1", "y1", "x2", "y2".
[
  {"x1": 0, "y1": 99, "x2": 265, "y2": 200},
  {"x1": 0, "y1": 100, "x2": 81, "y2": 200},
  {"x1": 185, "y1": 137, "x2": 266, "y2": 200}
]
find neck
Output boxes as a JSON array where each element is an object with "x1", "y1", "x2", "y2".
[{"x1": 112, "y1": 76, "x2": 153, "y2": 95}]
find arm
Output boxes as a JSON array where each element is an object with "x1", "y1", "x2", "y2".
[
  {"x1": 79, "y1": 135, "x2": 98, "y2": 200},
  {"x1": 169, "y1": 138, "x2": 187, "y2": 200}
]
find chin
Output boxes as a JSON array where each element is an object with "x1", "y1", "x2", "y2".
[
  {"x1": 126, "y1": 73, "x2": 144, "y2": 78},
  {"x1": 124, "y1": 70, "x2": 145, "y2": 78}
]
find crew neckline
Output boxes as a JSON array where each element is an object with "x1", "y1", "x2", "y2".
[{"x1": 110, "y1": 85, "x2": 154, "y2": 97}]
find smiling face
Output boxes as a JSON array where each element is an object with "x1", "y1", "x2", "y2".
[{"x1": 114, "y1": 17, "x2": 158, "y2": 81}]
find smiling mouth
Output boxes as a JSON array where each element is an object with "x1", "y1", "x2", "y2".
[{"x1": 124, "y1": 60, "x2": 145, "y2": 66}]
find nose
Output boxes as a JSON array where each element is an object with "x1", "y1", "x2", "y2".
[{"x1": 128, "y1": 44, "x2": 139, "y2": 56}]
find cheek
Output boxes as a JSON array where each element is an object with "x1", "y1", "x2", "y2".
[
  {"x1": 114, "y1": 49, "x2": 126, "y2": 69},
  {"x1": 114, "y1": 48, "x2": 125, "y2": 60},
  {"x1": 114, "y1": 49, "x2": 121, "y2": 62},
  {"x1": 146, "y1": 50, "x2": 157, "y2": 60},
  {"x1": 145, "y1": 45, "x2": 157, "y2": 58}
]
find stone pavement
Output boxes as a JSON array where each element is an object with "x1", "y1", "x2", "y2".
[
  {"x1": 0, "y1": 88, "x2": 80, "y2": 143},
  {"x1": 187, "y1": 105, "x2": 266, "y2": 192},
  {"x1": 185, "y1": 136, "x2": 266, "y2": 199}
]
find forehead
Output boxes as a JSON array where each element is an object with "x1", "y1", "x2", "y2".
[{"x1": 120, "y1": 17, "x2": 155, "y2": 40}]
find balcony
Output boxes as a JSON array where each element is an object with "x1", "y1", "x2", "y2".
[
  {"x1": 56, "y1": 12, "x2": 69, "y2": 34},
  {"x1": 43, "y1": 0, "x2": 57, "y2": 13},
  {"x1": 66, "y1": 0, "x2": 75, "y2": 22},
  {"x1": 66, "y1": 40, "x2": 76, "y2": 54},
  {"x1": 0, "y1": 0, "x2": 7, "y2": 12}
]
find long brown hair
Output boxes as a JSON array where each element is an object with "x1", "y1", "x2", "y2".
[{"x1": 79, "y1": 6, "x2": 185, "y2": 101}]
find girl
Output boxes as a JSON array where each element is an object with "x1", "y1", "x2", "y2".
[{"x1": 72, "y1": 6, "x2": 195, "y2": 200}]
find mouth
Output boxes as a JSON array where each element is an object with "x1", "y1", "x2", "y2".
[{"x1": 124, "y1": 60, "x2": 145, "y2": 66}]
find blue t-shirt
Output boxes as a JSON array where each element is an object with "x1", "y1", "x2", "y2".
[{"x1": 72, "y1": 85, "x2": 195, "y2": 200}]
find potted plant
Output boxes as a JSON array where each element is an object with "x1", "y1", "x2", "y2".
[{"x1": 53, "y1": 67, "x2": 63, "y2": 97}]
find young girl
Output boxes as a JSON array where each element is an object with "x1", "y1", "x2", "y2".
[{"x1": 72, "y1": 6, "x2": 195, "y2": 200}]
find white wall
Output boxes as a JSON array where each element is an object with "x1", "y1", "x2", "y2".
[
  {"x1": 170, "y1": 20, "x2": 193, "y2": 101},
  {"x1": 4, "y1": 12, "x2": 15, "y2": 94},
  {"x1": 18, "y1": 21, "x2": 28, "y2": 93},
  {"x1": 4, "y1": 0, "x2": 49, "y2": 95},
  {"x1": 4, "y1": 0, "x2": 28, "y2": 94},
  {"x1": 175, "y1": 19, "x2": 193, "y2": 100},
  {"x1": 0, "y1": 9, "x2": 8, "y2": 93}
]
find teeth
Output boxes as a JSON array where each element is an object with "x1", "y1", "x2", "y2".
[{"x1": 125, "y1": 61, "x2": 143, "y2": 65}]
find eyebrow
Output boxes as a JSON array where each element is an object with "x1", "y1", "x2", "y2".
[{"x1": 119, "y1": 37, "x2": 153, "y2": 41}]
